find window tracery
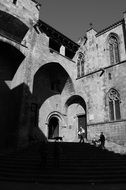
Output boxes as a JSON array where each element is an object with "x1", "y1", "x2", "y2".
[
  {"x1": 77, "y1": 52, "x2": 85, "y2": 78},
  {"x1": 108, "y1": 35, "x2": 120, "y2": 65},
  {"x1": 108, "y1": 88, "x2": 121, "y2": 121}
]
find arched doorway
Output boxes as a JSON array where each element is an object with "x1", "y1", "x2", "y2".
[
  {"x1": 48, "y1": 117, "x2": 59, "y2": 139},
  {"x1": 33, "y1": 62, "x2": 74, "y2": 139},
  {"x1": 65, "y1": 95, "x2": 87, "y2": 141}
]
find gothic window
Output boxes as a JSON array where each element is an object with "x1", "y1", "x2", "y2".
[
  {"x1": 108, "y1": 35, "x2": 120, "y2": 65},
  {"x1": 77, "y1": 52, "x2": 85, "y2": 78},
  {"x1": 108, "y1": 89, "x2": 121, "y2": 121},
  {"x1": 77, "y1": 61, "x2": 80, "y2": 78}
]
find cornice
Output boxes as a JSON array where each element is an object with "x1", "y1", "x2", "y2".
[
  {"x1": 37, "y1": 20, "x2": 80, "y2": 53},
  {"x1": 31, "y1": 0, "x2": 41, "y2": 6},
  {"x1": 96, "y1": 20, "x2": 123, "y2": 37}
]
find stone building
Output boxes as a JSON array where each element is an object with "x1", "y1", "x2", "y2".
[{"x1": 0, "y1": 0, "x2": 126, "y2": 151}]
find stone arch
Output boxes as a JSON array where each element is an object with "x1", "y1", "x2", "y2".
[
  {"x1": 46, "y1": 111, "x2": 63, "y2": 123},
  {"x1": 106, "y1": 88, "x2": 121, "y2": 121},
  {"x1": 32, "y1": 62, "x2": 75, "y2": 138},
  {"x1": 46, "y1": 112, "x2": 62, "y2": 139},
  {"x1": 0, "y1": 10, "x2": 29, "y2": 43},
  {"x1": 65, "y1": 95, "x2": 86, "y2": 112},
  {"x1": 33, "y1": 62, "x2": 75, "y2": 107},
  {"x1": 107, "y1": 33, "x2": 120, "y2": 44},
  {"x1": 65, "y1": 95, "x2": 87, "y2": 141},
  {"x1": 107, "y1": 33, "x2": 120, "y2": 64}
]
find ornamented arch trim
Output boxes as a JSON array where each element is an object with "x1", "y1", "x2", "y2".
[{"x1": 46, "y1": 111, "x2": 63, "y2": 125}]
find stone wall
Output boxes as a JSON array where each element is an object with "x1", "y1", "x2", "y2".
[
  {"x1": 88, "y1": 121, "x2": 126, "y2": 146},
  {"x1": 0, "y1": 0, "x2": 39, "y2": 27},
  {"x1": 0, "y1": 0, "x2": 126, "y2": 149},
  {"x1": 75, "y1": 18, "x2": 126, "y2": 146}
]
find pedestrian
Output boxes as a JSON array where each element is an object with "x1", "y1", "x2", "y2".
[
  {"x1": 99, "y1": 132, "x2": 105, "y2": 149},
  {"x1": 78, "y1": 127, "x2": 85, "y2": 143}
]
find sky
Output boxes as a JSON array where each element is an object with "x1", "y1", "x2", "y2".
[{"x1": 37, "y1": 0, "x2": 126, "y2": 42}]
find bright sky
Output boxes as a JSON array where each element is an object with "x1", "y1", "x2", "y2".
[{"x1": 37, "y1": 0, "x2": 126, "y2": 42}]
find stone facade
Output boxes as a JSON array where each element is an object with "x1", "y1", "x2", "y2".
[{"x1": 0, "y1": 0, "x2": 126, "y2": 151}]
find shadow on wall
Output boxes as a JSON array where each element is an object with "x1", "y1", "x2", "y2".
[
  {"x1": 0, "y1": 82, "x2": 23, "y2": 149},
  {"x1": 33, "y1": 62, "x2": 75, "y2": 110},
  {"x1": 0, "y1": 40, "x2": 47, "y2": 150},
  {"x1": 0, "y1": 41, "x2": 25, "y2": 150},
  {"x1": 19, "y1": 83, "x2": 47, "y2": 146},
  {"x1": 0, "y1": 46, "x2": 76, "y2": 150},
  {"x1": 0, "y1": 82, "x2": 47, "y2": 150}
]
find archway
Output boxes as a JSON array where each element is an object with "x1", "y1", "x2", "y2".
[
  {"x1": 0, "y1": 10, "x2": 28, "y2": 43},
  {"x1": 48, "y1": 117, "x2": 59, "y2": 139},
  {"x1": 33, "y1": 62, "x2": 75, "y2": 139},
  {"x1": 33, "y1": 62, "x2": 75, "y2": 105},
  {"x1": 65, "y1": 95, "x2": 87, "y2": 141}
]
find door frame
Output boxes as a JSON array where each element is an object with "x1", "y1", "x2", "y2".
[{"x1": 77, "y1": 114, "x2": 87, "y2": 138}]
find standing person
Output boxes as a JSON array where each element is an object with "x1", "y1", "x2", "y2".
[
  {"x1": 78, "y1": 127, "x2": 85, "y2": 143},
  {"x1": 99, "y1": 132, "x2": 105, "y2": 149}
]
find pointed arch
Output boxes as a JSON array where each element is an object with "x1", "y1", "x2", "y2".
[
  {"x1": 108, "y1": 33, "x2": 120, "y2": 65},
  {"x1": 65, "y1": 95, "x2": 86, "y2": 111},
  {"x1": 65, "y1": 95, "x2": 87, "y2": 138},
  {"x1": 33, "y1": 62, "x2": 75, "y2": 107},
  {"x1": 77, "y1": 52, "x2": 85, "y2": 78},
  {"x1": 107, "y1": 88, "x2": 121, "y2": 121}
]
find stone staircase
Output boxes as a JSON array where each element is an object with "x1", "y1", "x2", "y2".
[{"x1": 0, "y1": 142, "x2": 126, "y2": 185}]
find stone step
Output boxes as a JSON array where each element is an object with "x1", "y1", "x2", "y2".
[{"x1": 0, "y1": 142, "x2": 125, "y2": 184}]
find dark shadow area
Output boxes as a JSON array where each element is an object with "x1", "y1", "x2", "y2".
[
  {"x1": 49, "y1": 38, "x2": 61, "y2": 53},
  {"x1": 65, "y1": 47, "x2": 75, "y2": 59},
  {"x1": 0, "y1": 10, "x2": 29, "y2": 42},
  {"x1": 0, "y1": 41, "x2": 47, "y2": 150},
  {"x1": 17, "y1": 83, "x2": 47, "y2": 146},
  {"x1": 6, "y1": 84, "x2": 24, "y2": 149},
  {"x1": 0, "y1": 41, "x2": 25, "y2": 77},
  {"x1": 48, "y1": 117, "x2": 59, "y2": 139},
  {"x1": 0, "y1": 82, "x2": 25, "y2": 150},
  {"x1": 33, "y1": 62, "x2": 74, "y2": 109},
  {"x1": 0, "y1": 141, "x2": 126, "y2": 186},
  {"x1": 0, "y1": 82, "x2": 47, "y2": 151},
  {"x1": 0, "y1": 41, "x2": 25, "y2": 150}
]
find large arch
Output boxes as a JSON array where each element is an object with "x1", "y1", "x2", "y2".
[
  {"x1": 0, "y1": 40, "x2": 25, "y2": 80},
  {"x1": 65, "y1": 95, "x2": 86, "y2": 111},
  {"x1": 65, "y1": 95, "x2": 87, "y2": 141},
  {"x1": 0, "y1": 40, "x2": 25, "y2": 148},
  {"x1": 0, "y1": 10, "x2": 29, "y2": 43},
  {"x1": 32, "y1": 62, "x2": 75, "y2": 139},
  {"x1": 33, "y1": 62, "x2": 75, "y2": 106}
]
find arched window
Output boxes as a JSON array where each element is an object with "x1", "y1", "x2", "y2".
[
  {"x1": 108, "y1": 34, "x2": 120, "y2": 65},
  {"x1": 77, "y1": 52, "x2": 85, "y2": 78},
  {"x1": 108, "y1": 88, "x2": 121, "y2": 121}
]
